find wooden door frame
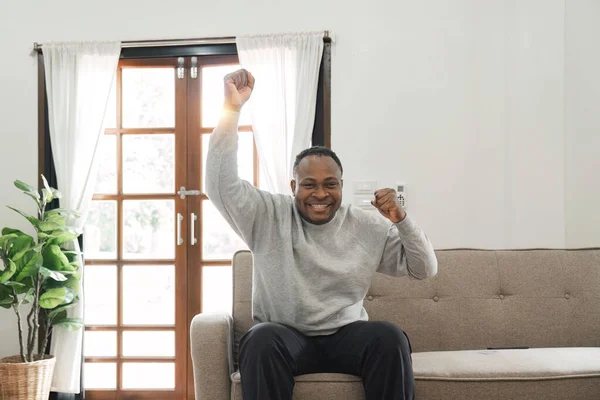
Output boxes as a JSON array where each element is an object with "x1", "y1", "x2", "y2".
[{"x1": 39, "y1": 56, "x2": 188, "y2": 399}]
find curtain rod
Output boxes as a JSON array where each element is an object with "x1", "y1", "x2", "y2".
[{"x1": 33, "y1": 31, "x2": 331, "y2": 52}]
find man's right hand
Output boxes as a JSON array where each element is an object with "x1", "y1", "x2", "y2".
[{"x1": 224, "y1": 69, "x2": 255, "y2": 112}]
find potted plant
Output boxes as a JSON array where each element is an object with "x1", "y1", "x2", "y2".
[{"x1": 0, "y1": 176, "x2": 83, "y2": 400}]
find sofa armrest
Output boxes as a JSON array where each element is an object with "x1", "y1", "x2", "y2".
[{"x1": 190, "y1": 313, "x2": 234, "y2": 400}]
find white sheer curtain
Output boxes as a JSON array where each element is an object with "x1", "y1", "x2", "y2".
[
  {"x1": 237, "y1": 32, "x2": 324, "y2": 194},
  {"x1": 43, "y1": 41, "x2": 121, "y2": 393}
]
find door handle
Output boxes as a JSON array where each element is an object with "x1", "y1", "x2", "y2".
[
  {"x1": 177, "y1": 186, "x2": 201, "y2": 199},
  {"x1": 177, "y1": 213, "x2": 184, "y2": 245},
  {"x1": 190, "y1": 213, "x2": 197, "y2": 245}
]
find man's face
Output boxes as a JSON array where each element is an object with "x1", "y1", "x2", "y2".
[{"x1": 291, "y1": 155, "x2": 343, "y2": 225}]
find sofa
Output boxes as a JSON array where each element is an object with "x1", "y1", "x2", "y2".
[{"x1": 190, "y1": 249, "x2": 600, "y2": 399}]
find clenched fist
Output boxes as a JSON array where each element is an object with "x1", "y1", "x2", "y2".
[
  {"x1": 371, "y1": 189, "x2": 407, "y2": 223},
  {"x1": 224, "y1": 69, "x2": 255, "y2": 112}
]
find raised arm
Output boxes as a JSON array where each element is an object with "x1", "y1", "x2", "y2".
[
  {"x1": 205, "y1": 69, "x2": 279, "y2": 252},
  {"x1": 372, "y1": 188, "x2": 438, "y2": 279}
]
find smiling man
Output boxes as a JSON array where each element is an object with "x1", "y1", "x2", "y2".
[
  {"x1": 292, "y1": 148, "x2": 344, "y2": 225},
  {"x1": 205, "y1": 69, "x2": 438, "y2": 400}
]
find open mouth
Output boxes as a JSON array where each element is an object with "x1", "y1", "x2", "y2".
[{"x1": 308, "y1": 204, "x2": 331, "y2": 212}]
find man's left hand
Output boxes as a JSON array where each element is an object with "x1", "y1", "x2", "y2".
[{"x1": 371, "y1": 189, "x2": 406, "y2": 223}]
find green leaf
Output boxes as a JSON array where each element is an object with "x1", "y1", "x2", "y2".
[
  {"x1": 52, "y1": 317, "x2": 83, "y2": 331},
  {"x1": 42, "y1": 245, "x2": 71, "y2": 271},
  {"x1": 3, "y1": 281, "x2": 25, "y2": 288},
  {"x1": 14, "y1": 180, "x2": 39, "y2": 198},
  {"x1": 21, "y1": 288, "x2": 34, "y2": 305},
  {"x1": 12, "y1": 248, "x2": 31, "y2": 262},
  {"x1": 39, "y1": 221, "x2": 61, "y2": 232},
  {"x1": 42, "y1": 188, "x2": 54, "y2": 203},
  {"x1": 39, "y1": 266, "x2": 67, "y2": 282},
  {"x1": 45, "y1": 213, "x2": 67, "y2": 226},
  {"x1": 48, "y1": 301, "x2": 78, "y2": 319},
  {"x1": 39, "y1": 287, "x2": 72, "y2": 309},
  {"x1": 24, "y1": 191, "x2": 42, "y2": 205},
  {"x1": 8, "y1": 234, "x2": 35, "y2": 259},
  {"x1": 41, "y1": 175, "x2": 51, "y2": 191},
  {"x1": 0, "y1": 260, "x2": 17, "y2": 283},
  {"x1": 46, "y1": 273, "x2": 80, "y2": 299},
  {"x1": 0, "y1": 233, "x2": 18, "y2": 249},
  {"x1": 42, "y1": 176, "x2": 62, "y2": 200},
  {"x1": 2, "y1": 228, "x2": 24, "y2": 236},
  {"x1": 58, "y1": 269, "x2": 78, "y2": 276},
  {"x1": 63, "y1": 276, "x2": 80, "y2": 296},
  {"x1": 14, "y1": 283, "x2": 31, "y2": 295},
  {"x1": 0, "y1": 284, "x2": 14, "y2": 307},
  {"x1": 46, "y1": 229, "x2": 80, "y2": 246},
  {"x1": 7, "y1": 206, "x2": 40, "y2": 229},
  {"x1": 45, "y1": 208, "x2": 80, "y2": 219},
  {"x1": 51, "y1": 309, "x2": 67, "y2": 321},
  {"x1": 0, "y1": 298, "x2": 13, "y2": 306},
  {"x1": 14, "y1": 252, "x2": 42, "y2": 281}
]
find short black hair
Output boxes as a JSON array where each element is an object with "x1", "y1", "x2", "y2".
[{"x1": 293, "y1": 146, "x2": 343, "y2": 177}]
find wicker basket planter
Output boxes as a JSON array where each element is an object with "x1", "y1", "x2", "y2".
[{"x1": 0, "y1": 355, "x2": 56, "y2": 400}]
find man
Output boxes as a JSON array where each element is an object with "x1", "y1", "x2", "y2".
[{"x1": 206, "y1": 69, "x2": 438, "y2": 400}]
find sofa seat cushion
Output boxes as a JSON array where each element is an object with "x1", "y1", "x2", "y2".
[
  {"x1": 413, "y1": 347, "x2": 600, "y2": 380},
  {"x1": 231, "y1": 372, "x2": 364, "y2": 400},
  {"x1": 231, "y1": 372, "x2": 361, "y2": 383},
  {"x1": 230, "y1": 348, "x2": 600, "y2": 400}
]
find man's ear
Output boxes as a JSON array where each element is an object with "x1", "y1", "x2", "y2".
[
  {"x1": 290, "y1": 179, "x2": 296, "y2": 195},
  {"x1": 341, "y1": 179, "x2": 344, "y2": 190}
]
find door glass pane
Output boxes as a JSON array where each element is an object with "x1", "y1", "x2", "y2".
[
  {"x1": 123, "y1": 200, "x2": 175, "y2": 260},
  {"x1": 202, "y1": 266, "x2": 232, "y2": 314},
  {"x1": 202, "y1": 132, "x2": 254, "y2": 193},
  {"x1": 122, "y1": 68, "x2": 175, "y2": 128},
  {"x1": 202, "y1": 201, "x2": 248, "y2": 260},
  {"x1": 123, "y1": 331, "x2": 175, "y2": 357},
  {"x1": 122, "y1": 265, "x2": 174, "y2": 325},
  {"x1": 84, "y1": 331, "x2": 117, "y2": 357},
  {"x1": 84, "y1": 265, "x2": 117, "y2": 325},
  {"x1": 84, "y1": 363, "x2": 117, "y2": 389},
  {"x1": 85, "y1": 200, "x2": 117, "y2": 260},
  {"x1": 123, "y1": 134, "x2": 175, "y2": 194},
  {"x1": 94, "y1": 134, "x2": 117, "y2": 194},
  {"x1": 122, "y1": 363, "x2": 175, "y2": 389},
  {"x1": 201, "y1": 65, "x2": 251, "y2": 128}
]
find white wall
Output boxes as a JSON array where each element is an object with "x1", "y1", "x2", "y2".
[
  {"x1": 339, "y1": 0, "x2": 566, "y2": 249},
  {"x1": 565, "y1": 0, "x2": 600, "y2": 248},
  {"x1": 0, "y1": 0, "x2": 599, "y2": 356}
]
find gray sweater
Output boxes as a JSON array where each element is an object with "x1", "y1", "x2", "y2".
[{"x1": 206, "y1": 111, "x2": 438, "y2": 336}]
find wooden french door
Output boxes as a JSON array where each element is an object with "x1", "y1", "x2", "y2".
[{"x1": 82, "y1": 55, "x2": 257, "y2": 399}]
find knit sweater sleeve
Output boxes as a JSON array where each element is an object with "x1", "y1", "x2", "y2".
[
  {"x1": 377, "y1": 215, "x2": 438, "y2": 280},
  {"x1": 205, "y1": 110, "x2": 281, "y2": 253}
]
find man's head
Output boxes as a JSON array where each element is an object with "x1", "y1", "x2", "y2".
[{"x1": 290, "y1": 146, "x2": 344, "y2": 225}]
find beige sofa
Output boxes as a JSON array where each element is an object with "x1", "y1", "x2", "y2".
[{"x1": 191, "y1": 249, "x2": 600, "y2": 399}]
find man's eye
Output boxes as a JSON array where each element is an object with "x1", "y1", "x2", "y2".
[
  {"x1": 326, "y1": 183, "x2": 338, "y2": 188},
  {"x1": 302, "y1": 184, "x2": 315, "y2": 189}
]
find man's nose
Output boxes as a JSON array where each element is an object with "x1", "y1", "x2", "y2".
[{"x1": 312, "y1": 186, "x2": 327, "y2": 199}]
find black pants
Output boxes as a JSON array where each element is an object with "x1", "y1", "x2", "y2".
[{"x1": 239, "y1": 320, "x2": 414, "y2": 400}]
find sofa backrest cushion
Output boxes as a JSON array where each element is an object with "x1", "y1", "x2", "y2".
[{"x1": 232, "y1": 249, "x2": 600, "y2": 360}]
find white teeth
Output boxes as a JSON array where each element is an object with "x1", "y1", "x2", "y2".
[{"x1": 310, "y1": 204, "x2": 328, "y2": 210}]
